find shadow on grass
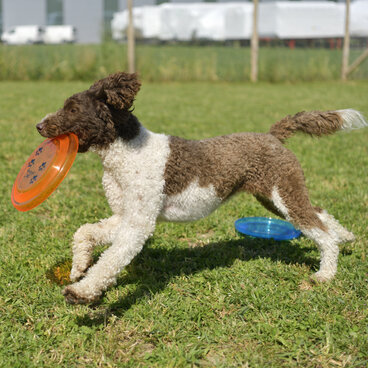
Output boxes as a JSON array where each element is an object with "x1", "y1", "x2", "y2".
[{"x1": 72, "y1": 236, "x2": 318, "y2": 327}]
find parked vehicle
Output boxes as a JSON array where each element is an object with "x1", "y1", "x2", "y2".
[
  {"x1": 43, "y1": 25, "x2": 77, "y2": 44},
  {"x1": 1, "y1": 25, "x2": 45, "y2": 45}
]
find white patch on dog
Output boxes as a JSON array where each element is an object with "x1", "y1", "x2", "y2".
[
  {"x1": 317, "y1": 210, "x2": 355, "y2": 243},
  {"x1": 271, "y1": 187, "x2": 342, "y2": 280},
  {"x1": 70, "y1": 215, "x2": 123, "y2": 282},
  {"x1": 66, "y1": 127, "x2": 172, "y2": 301},
  {"x1": 40, "y1": 113, "x2": 53, "y2": 122},
  {"x1": 159, "y1": 180, "x2": 222, "y2": 222},
  {"x1": 301, "y1": 226, "x2": 339, "y2": 281},
  {"x1": 271, "y1": 187, "x2": 290, "y2": 220},
  {"x1": 95, "y1": 126, "x2": 170, "y2": 217},
  {"x1": 337, "y1": 109, "x2": 368, "y2": 131}
]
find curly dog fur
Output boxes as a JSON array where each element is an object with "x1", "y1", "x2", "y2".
[{"x1": 36, "y1": 72, "x2": 367, "y2": 304}]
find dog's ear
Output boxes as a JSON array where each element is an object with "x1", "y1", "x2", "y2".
[{"x1": 89, "y1": 72, "x2": 141, "y2": 110}]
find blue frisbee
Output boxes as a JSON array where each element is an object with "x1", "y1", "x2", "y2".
[{"x1": 235, "y1": 217, "x2": 301, "y2": 241}]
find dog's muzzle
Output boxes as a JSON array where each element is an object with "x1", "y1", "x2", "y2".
[{"x1": 36, "y1": 122, "x2": 44, "y2": 133}]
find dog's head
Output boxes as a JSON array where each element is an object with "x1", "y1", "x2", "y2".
[{"x1": 36, "y1": 72, "x2": 141, "y2": 152}]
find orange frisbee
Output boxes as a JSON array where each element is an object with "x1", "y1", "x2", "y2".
[{"x1": 11, "y1": 133, "x2": 79, "y2": 212}]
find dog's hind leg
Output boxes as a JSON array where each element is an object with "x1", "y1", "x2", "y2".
[
  {"x1": 257, "y1": 194, "x2": 354, "y2": 244},
  {"x1": 269, "y1": 186, "x2": 341, "y2": 282},
  {"x1": 70, "y1": 215, "x2": 122, "y2": 282},
  {"x1": 314, "y1": 207, "x2": 355, "y2": 244},
  {"x1": 254, "y1": 194, "x2": 286, "y2": 218}
]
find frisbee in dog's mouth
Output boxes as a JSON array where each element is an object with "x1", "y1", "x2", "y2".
[
  {"x1": 235, "y1": 217, "x2": 301, "y2": 241},
  {"x1": 11, "y1": 132, "x2": 78, "y2": 211}
]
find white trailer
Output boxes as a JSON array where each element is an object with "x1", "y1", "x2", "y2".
[
  {"x1": 110, "y1": 1, "x2": 368, "y2": 43},
  {"x1": 259, "y1": 2, "x2": 345, "y2": 39},
  {"x1": 43, "y1": 25, "x2": 77, "y2": 44},
  {"x1": 1, "y1": 25, "x2": 44, "y2": 45}
]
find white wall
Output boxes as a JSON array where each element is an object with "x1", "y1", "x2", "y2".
[
  {"x1": 64, "y1": 0, "x2": 103, "y2": 43},
  {"x1": 3, "y1": 0, "x2": 46, "y2": 31}
]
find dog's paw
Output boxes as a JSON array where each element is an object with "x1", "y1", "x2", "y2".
[
  {"x1": 62, "y1": 284, "x2": 101, "y2": 305},
  {"x1": 311, "y1": 271, "x2": 335, "y2": 283}
]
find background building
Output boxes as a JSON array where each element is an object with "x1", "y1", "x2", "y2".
[
  {"x1": 0, "y1": 0, "x2": 157, "y2": 42},
  {"x1": 0, "y1": 0, "x2": 351, "y2": 43},
  {"x1": 3, "y1": 0, "x2": 46, "y2": 30},
  {"x1": 0, "y1": 1, "x2": 2, "y2": 33},
  {"x1": 64, "y1": 0, "x2": 103, "y2": 44}
]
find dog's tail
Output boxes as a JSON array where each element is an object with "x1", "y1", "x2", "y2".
[{"x1": 269, "y1": 109, "x2": 367, "y2": 143}]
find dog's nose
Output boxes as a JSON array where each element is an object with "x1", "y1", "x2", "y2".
[{"x1": 36, "y1": 123, "x2": 44, "y2": 133}]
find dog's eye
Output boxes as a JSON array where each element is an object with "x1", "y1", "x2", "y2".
[{"x1": 70, "y1": 108, "x2": 77, "y2": 113}]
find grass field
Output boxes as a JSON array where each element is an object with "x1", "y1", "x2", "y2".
[
  {"x1": 0, "y1": 79, "x2": 368, "y2": 367},
  {"x1": 1, "y1": 43, "x2": 368, "y2": 82}
]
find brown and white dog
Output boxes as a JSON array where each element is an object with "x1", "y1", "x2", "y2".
[{"x1": 36, "y1": 72, "x2": 367, "y2": 304}]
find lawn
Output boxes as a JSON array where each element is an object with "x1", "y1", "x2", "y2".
[{"x1": 0, "y1": 80, "x2": 367, "y2": 367}]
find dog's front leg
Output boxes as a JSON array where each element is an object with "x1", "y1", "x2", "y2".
[
  {"x1": 63, "y1": 217, "x2": 156, "y2": 304},
  {"x1": 70, "y1": 214, "x2": 122, "y2": 282}
]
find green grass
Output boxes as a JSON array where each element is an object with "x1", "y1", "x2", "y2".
[
  {"x1": 0, "y1": 43, "x2": 368, "y2": 82},
  {"x1": 0, "y1": 80, "x2": 368, "y2": 367}
]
